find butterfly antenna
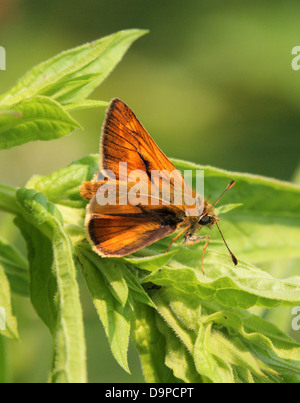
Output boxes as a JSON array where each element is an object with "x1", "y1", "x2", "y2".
[
  {"x1": 215, "y1": 221, "x2": 238, "y2": 266},
  {"x1": 213, "y1": 180, "x2": 235, "y2": 206}
]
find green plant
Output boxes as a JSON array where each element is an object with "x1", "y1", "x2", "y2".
[{"x1": 0, "y1": 30, "x2": 300, "y2": 383}]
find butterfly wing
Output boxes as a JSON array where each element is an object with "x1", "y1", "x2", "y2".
[
  {"x1": 85, "y1": 98, "x2": 201, "y2": 257},
  {"x1": 86, "y1": 198, "x2": 183, "y2": 256},
  {"x1": 88, "y1": 216, "x2": 175, "y2": 256},
  {"x1": 100, "y1": 98, "x2": 203, "y2": 210},
  {"x1": 100, "y1": 98, "x2": 179, "y2": 179}
]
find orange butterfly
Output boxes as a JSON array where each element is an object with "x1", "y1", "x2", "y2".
[{"x1": 81, "y1": 98, "x2": 237, "y2": 273}]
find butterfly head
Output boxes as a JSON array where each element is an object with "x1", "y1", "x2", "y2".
[
  {"x1": 198, "y1": 197, "x2": 218, "y2": 227},
  {"x1": 199, "y1": 180, "x2": 238, "y2": 266},
  {"x1": 198, "y1": 213, "x2": 217, "y2": 227}
]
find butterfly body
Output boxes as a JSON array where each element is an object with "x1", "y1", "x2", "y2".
[{"x1": 81, "y1": 98, "x2": 237, "y2": 270}]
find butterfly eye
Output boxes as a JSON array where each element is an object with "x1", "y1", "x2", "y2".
[{"x1": 199, "y1": 215, "x2": 211, "y2": 225}]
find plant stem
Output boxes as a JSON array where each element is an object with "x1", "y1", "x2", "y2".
[{"x1": 0, "y1": 183, "x2": 20, "y2": 216}]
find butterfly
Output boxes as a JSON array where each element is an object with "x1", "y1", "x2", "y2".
[{"x1": 81, "y1": 98, "x2": 237, "y2": 273}]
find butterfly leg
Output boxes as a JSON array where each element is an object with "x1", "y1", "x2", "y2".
[
  {"x1": 165, "y1": 225, "x2": 192, "y2": 253},
  {"x1": 184, "y1": 234, "x2": 210, "y2": 275}
]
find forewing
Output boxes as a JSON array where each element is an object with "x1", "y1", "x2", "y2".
[
  {"x1": 99, "y1": 98, "x2": 203, "y2": 212},
  {"x1": 100, "y1": 98, "x2": 178, "y2": 177}
]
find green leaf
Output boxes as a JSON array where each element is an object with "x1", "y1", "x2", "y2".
[
  {"x1": 151, "y1": 287, "x2": 300, "y2": 383},
  {"x1": 1, "y1": 29, "x2": 148, "y2": 107},
  {"x1": 0, "y1": 184, "x2": 21, "y2": 216},
  {"x1": 131, "y1": 301, "x2": 177, "y2": 383},
  {"x1": 0, "y1": 263, "x2": 18, "y2": 340},
  {"x1": 171, "y1": 158, "x2": 300, "y2": 264},
  {"x1": 0, "y1": 30, "x2": 147, "y2": 151},
  {"x1": 123, "y1": 250, "x2": 178, "y2": 272},
  {"x1": 141, "y1": 250, "x2": 300, "y2": 309},
  {"x1": 65, "y1": 100, "x2": 109, "y2": 111},
  {"x1": 26, "y1": 154, "x2": 99, "y2": 208},
  {"x1": 14, "y1": 188, "x2": 86, "y2": 383},
  {"x1": 198, "y1": 303, "x2": 300, "y2": 382},
  {"x1": 80, "y1": 246, "x2": 129, "y2": 308},
  {"x1": 0, "y1": 238, "x2": 29, "y2": 297},
  {"x1": 194, "y1": 323, "x2": 235, "y2": 383},
  {"x1": 155, "y1": 315, "x2": 202, "y2": 382},
  {"x1": 152, "y1": 290, "x2": 197, "y2": 354},
  {"x1": 0, "y1": 96, "x2": 80, "y2": 150},
  {"x1": 119, "y1": 264, "x2": 156, "y2": 309},
  {"x1": 206, "y1": 308, "x2": 300, "y2": 363},
  {"x1": 215, "y1": 203, "x2": 243, "y2": 215},
  {"x1": 76, "y1": 245, "x2": 131, "y2": 373}
]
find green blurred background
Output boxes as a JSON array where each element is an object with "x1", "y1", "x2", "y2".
[{"x1": 0, "y1": 0, "x2": 299, "y2": 382}]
